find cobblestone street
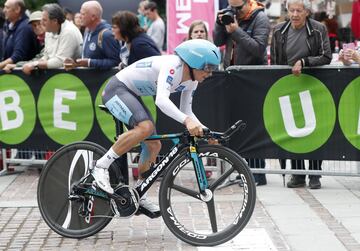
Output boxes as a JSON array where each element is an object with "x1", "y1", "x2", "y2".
[{"x1": 1, "y1": 167, "x2": 360, "y2": 250}]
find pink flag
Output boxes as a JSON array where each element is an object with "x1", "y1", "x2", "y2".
[{"x1": 166, "y1": 0, "x2": 218, "y2": 53}]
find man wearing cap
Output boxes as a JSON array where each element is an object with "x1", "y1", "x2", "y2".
[
  {"x1": 0, "y1": 0, "x2": 40, "y2": 69},
  {"x1": 20, "y1": 3, "x2": 83, "y2": 75},
  {"x1": 3, "y1": 10, "x2": 46, "y2": 73},
  {"x1": 28, "y1": 11, "x2": 45, "y2": 47}
]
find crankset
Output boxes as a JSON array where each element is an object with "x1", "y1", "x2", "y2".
[{"x1": 110, "y1": 185, "x2": 140, "y2": 218}]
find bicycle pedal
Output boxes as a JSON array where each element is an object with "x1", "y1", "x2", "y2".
[{"x1": 135, "y1": 206, "x2": 161, "y2": 219}]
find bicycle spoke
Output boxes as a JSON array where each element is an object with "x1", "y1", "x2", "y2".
[
  {"x1": 172, "y1": 184, "x2": 200, "y2": 200},
  {"x1": 206, "y1": 198, "x2": 218, "y2": 233},
  {"x1": 209, "y1": 166, "x2": 234, "y2": 190}
]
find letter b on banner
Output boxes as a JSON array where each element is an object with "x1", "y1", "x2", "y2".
[
  {"x1": 0, "y1": 75, "x2": 36, "y2": 144},
  {"x1": 263, "y1": 74, "x2": 336, "y2": 153}
]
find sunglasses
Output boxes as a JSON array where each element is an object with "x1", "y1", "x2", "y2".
[
  {"x1": 231, "y1": 1, "x2": 247, "y2": 12},
  {"x1": 203, "y1": 64, "x2": 219, "y2": 72}
]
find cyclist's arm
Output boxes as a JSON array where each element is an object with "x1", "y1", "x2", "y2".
[
  {"x1": 155, "y1": 88, "x2": 187, "y2": 123},
  {"x1": 155, "y1": 66, "x2": 188, "y2": 123},
  {"x1": 179, "y1": 89, "x2": 204, "y2": 127}
]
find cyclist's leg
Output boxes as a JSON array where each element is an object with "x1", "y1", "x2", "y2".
[
  {"x1": 111, "y1": 121, "x2": 155, "y2": 156},
  {"x1": 93, "y1": 77, "x2": 155, "y2": 193},
  {"x1": 134, "y1": 96, "x2": 162, "y2": 177},
  {"x1": 135, "y1": 140, "x2": 162, "y2": 214},
  {"x1": 110, "y1": 86, "x2": 160, "y2": 177},
  {"x1": 129, "y1": 97, "x2": 162, "y2": 214},
  {"x1": 138, "y1": 141, "x2": 161, "y2": 178}
]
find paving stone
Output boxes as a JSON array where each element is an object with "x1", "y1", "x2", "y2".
[{"x1": 2, "y1": 168, "x2": 360, "y2": 250}]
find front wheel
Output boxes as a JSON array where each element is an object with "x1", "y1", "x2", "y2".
[
  {"x1": 37, "y1": 141, "x2": 119, "y2": 238},
  {"x1": 159, "y1": 145, "x2": 256, "y2": 246}
]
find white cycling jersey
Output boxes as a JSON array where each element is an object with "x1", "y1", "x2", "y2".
[{"x1": 115, "y1": 55, "x2": 201, "y2": 124}]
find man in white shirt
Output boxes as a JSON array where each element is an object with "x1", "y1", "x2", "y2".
[
  {"x1": 22, "y1": 3, "x2": 83, "y2": 74},
  {"x1": 144, "y1": 1, "x2": 165, "y2": 51}
]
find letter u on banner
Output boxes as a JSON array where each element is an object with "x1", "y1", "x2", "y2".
[{"x1": 279, "y1": 90, "x2": 316, "y2": 137}]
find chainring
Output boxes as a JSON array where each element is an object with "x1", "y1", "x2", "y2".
[{"x1": 111, "y1": 185, "x2": 140, "y2": 218}]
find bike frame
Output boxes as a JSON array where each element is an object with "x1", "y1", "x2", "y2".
[{"x1": 134, "y1": 133, "x2": 209, "y2": 198}]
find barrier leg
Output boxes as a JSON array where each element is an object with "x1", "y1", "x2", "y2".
[{"x1": 0, "y1": 149, "x2": 7, "y2": 176}]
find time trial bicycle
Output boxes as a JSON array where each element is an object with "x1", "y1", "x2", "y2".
[{"x1": 37, "y1": 109, "x2": 256, "y2": 246}]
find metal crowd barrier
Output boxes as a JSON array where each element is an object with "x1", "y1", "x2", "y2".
[
  {"x1": 0, "y1": 149, "x2": 52, "y2": 176},
  {"x1": 1, "y1": 148, "x2": 359, "y2": 179},
  {"x1": 252, "y1": 159, "x2": 360, "y2": 177}
]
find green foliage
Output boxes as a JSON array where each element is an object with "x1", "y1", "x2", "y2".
[{"x1": 0, "y1": 0, "x2": 58, "y2": 11}]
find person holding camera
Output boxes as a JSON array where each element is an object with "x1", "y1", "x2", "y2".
[
  {"x1": 214, "y1": 0, "x2": 270, "y2": 186},
  {"x1": 214, "y1": 0, "x2": 270, "y2": 68}
]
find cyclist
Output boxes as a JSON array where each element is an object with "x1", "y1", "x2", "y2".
[{"x1": 92, "y1": 39, "x2": 221, "y2": 214}]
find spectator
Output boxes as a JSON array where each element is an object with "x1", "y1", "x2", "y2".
[
  {"x1": 0, "y1": 0, "x2": 40, "y2": 70},
  {"x1": 28, "y1": 11, "x2": 45, "y2": 47},
  {"x1": 187, "y1": 20, "x2": 208, "y2": 40},
  {"x1": 3, "y1": 10, "x2": 46, "y2": 73},
  {"x1": 339, "y1": 48, "x2": 360, "y2": 65},
  {"x1": 214, "y1": 0, "x2": 270, "y2": 186},
  {"x1": 270, "y1": 0, "x2": 332, "y2": 189},
  {"x1": 74, "y1": 12, "x2": 85, "y2": 35},
  {"x1": 219, "y1": 0, "x2": 229, "y2": 9},
  {"x1": 64, "y1": 1, "x2": 120, "y2": 70},
  {"x1": 63, "y1": 7, "x2": 74, "y2": 22},
  {"x1": 21, "y1": 3, "x2": 83, "y2": 74},
  {"x1": 137, "y1": 0, "x2": 152, "y2": 30},
  {"x1": 315, "y1": 12, "x2": 338, "y2": 53},
  {"x1": 112, "y1": 10, "x2": 160, "y2": 68},
  {"x1": 0, "y1": 8, "x2": 6, "y2": 60},
  {"x1": 144, "y1": 1, "x2": 165, "y2": 51},
  {"x1": 214, "y1": 0, "x2": 270, "y2": 68}
]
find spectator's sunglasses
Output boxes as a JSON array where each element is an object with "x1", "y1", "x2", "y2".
[{"x1": 231, "y1": 0, "x2": 247, "y2": 12}]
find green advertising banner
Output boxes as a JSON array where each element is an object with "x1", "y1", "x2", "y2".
[
  {"x1": 263, "y1": 74, "x2": 336, "y2": 153},
  {"x1": 0, "y1": 67, "x2": 359, "y2": 160}
]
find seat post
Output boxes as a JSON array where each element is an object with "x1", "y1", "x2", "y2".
[{"x1": 112, "y1": 116, "x2": 129, "y2": 185}]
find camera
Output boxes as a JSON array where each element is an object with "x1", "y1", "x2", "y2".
[{"x1": 220, "y1": 7, "x2": 235, "y2": 25}]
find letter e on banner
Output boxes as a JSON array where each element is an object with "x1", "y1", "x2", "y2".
[{"x1": 53, "y1": 89, "x2": 77, "y2": 131}]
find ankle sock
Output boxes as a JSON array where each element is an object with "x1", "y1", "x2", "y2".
[{"x1": 96, "y1": 147, "x2": 119, "y2": 169}]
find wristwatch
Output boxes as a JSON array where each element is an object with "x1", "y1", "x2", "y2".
[{"x1": 32, "y1": 61, "x2": 39, "y2": 69}]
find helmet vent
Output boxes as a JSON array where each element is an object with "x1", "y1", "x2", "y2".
[{"x1": 212, "y1": 50, "x2": 219, "y2": 59}]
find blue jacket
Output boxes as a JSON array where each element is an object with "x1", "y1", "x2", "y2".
[
  {"x1": 128, "y1": 33, "x2": 160, "y2": 65},
  {"x1": 82, "y1": 21, "x2": 120, "y2": 69},
  {"x1": 3, "y1": 15, "x2": 40, "y2": 62},
  {"x1": 0, "y1": 28, "x2": 3, "y2": 60}
]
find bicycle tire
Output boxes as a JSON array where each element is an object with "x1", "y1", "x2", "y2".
[
  {"x1": 159, "y1": 144, "x2": 256, "y2": 246},
  {"x1": 37, "y1": 141, "x2": 117, "y2": 238}
]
